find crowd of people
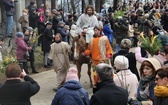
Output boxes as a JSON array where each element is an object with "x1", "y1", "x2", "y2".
[{"x1": 1, "y1": 0, "x2": 168, "y2": 105}]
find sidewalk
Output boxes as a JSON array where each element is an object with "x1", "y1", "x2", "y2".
[{"x1": 30, "y1": 64, "x2": 92, "y2": 105}]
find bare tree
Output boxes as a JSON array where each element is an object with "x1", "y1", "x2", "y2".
[
  {"x1": 51, "y1": 0, "x2": 56, "y2": 10},
  {"x1": 113, "y1": 0, "x2": 119, "y2": 11},
  {"x1": 95, "y1": 0, "x2": 100, "y2": 13},
  {"x1": 88, "y1": 0, "x2": 93, "y2": 5},
  {"x1": 70, "y1": 0, "x2": 75, "y2": 13},
  {"x1": 0, "y1": 0, "x2": 6, "y2": 36},
  {"x1": 82, "y1": 0, "x2": 86, "y2": 13},
  {"x1": 67, "y1": 0, "x2": 70, "y2": 13},
  {"x1": 100, "y1": 0, "x2": 105, "y2": 12}
]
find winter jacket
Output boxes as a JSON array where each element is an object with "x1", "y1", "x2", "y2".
[
  {"x1": 113, "y1": 49, "x2": 140, "y2": 80},
  {"x1": 0, "y1": 76, "x2": 40, "y2": 105},
  {"x1": 57, "y1": 26, "x2": 69, "y2": 42},
  {"x1": 15, "y1": 37, "x2": 31, "y2": 60},
  {"x1": 154, "y1": 96, "x2": 168, "y2": 105},
  {"x1": 3, "y1": 0, "x2": 15, "y2": 16},
  {"x1": 51, "y1": 80, "x2": 89, "y2": 105},
  {"x1": 42, "y1": 27, "x2": 53, "y2": 52},
  {"x1": 90, "y1": 79, "x2": 128, "y2": 105},
  {"x1": 114, "y1": 69, "x2": 139, "y2": 98},
  {"x1": 103, "y1": 24, "x2": 114, "y2": 43}
]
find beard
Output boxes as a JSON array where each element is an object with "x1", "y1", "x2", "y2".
[{"x1": 87, "y1": 12, "x2": 93, "y2": 16}]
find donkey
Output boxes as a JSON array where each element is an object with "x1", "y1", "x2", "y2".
[{"x1": 71, "y1": 35, "x2": 93, "y2": 87}]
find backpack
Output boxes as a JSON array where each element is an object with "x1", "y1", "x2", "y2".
[{"x1": 18, "y1": 16, "x2": 23, "y2": 24}]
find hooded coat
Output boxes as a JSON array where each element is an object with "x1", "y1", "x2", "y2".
[
  {"x1": 51, "y1": 80, "x2": 89, "y2": 105},
  {"x1": 137, "y1": 57, "x2": 161, "y2": 104},
  {"x1": 15, "y1": 37, "x2": 31, "y2": 60}
]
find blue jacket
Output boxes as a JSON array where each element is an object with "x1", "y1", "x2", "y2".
[
  {"x1": 3, "y1": 0, "x2": 15, "y2": 16},
  {"x1": 56, "y1": 26, "x2": 69, "y2": 42},
  {"x1": 51, "y1": 80, "x2": 89, "y2": 105},
  {"x1": 103, "y1": 24, "x2": 114, "y2": 43}
]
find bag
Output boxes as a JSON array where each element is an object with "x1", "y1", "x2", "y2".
[
  {"x1": 23, "y1": 51, "x2": 30, "y2": 60},
  {"x1": 128, "y1": 98, "x2": 142, "y2": 105},
  {"x1": 6, "y1": 11, "x2": 14, "y2": 16},
  {"x1": 47, "y1": 58, "x2": 53, "y2": 66},
  {"x1": 18, "y1": 16, "x2": 23, "y2": 24}
]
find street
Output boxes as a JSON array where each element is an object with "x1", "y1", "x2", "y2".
[{"x1": 30, "y1": 64, "x2": 92, "y2": 105}]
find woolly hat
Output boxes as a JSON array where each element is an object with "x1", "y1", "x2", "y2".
[
  {"x1": 114, "y1": 55, "x2": 129, "y2": 70},
  {"x1": 0, "y1": 36, "x2": 4, "y2": 41},
  {"x1": 46, "y1": 22, "x2": 52, "y2": 25},
  {"x1": 26, "y1": 27, "x2": 33, "y2": 31},
  {"x1": 52, "y1": 9, "x2": 57, "y2": 12},
  {"x1": 30, "y1": 1, "x2": 35, "y2": 5},
  {"x1": 65, "y1": 67, "x2": 79, "y2": 82},
  {"x1": 16, "y1": 32, "x2": 24, "y2": 37},
  {"x1": 58, "y1": 21, "x2": 65, "y2": 25}
]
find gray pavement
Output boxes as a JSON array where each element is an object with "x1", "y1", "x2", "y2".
[
  {"x1": 30, "y1": 47, "x2": 139, "y2": 105},
  {"x1": 30, "y1": 64, "x2": 92, "y2": 105}
]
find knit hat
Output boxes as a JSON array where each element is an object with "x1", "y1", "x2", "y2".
[
  {"x1": 26, "y1": 27, "x2": 33, "y2": 32},
  {"x1": 120, "y1": 39, "x2": 132, "y2": 49},
  {"x1": 65, "y1": 67, "x2": 79, "y2": 82},
  {"x1": 58, "y1": 21, "x2": 65, "y2": 25},
  {"x1": 0, "y1": 36, "x2": 4, "y2": 41},
  {"x1": 114, "y1": 55, "x2": 129, "y2": 70},
  {"x1": 46, "y1": 22, "x2": 52, "y2": 25},
  {"x1": 16, "y1": 32, "x2": 24, "y2": 37},
  {"x1": 30, "y1": 1, "x2": 35, "y2": 5},
  {"x1": 38, "y1": 8, "x2": 43, "y2": 12},
  {"x1": 52, "y1": 9, "x2": 57, "y2": 12}
]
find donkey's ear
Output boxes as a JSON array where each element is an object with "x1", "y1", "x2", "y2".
[{"x1": 78, "y1": 35, "x2": 81, "y2": 39}]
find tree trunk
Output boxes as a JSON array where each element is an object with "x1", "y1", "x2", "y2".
[
  {"x1": 67, "y1": 0, "x2": 70, "y2": 13},
  {"x1": 36, "y1": 0, "x2": 43, "y2": 8},
  {"x1": 0, "y1": 0, "x2": 6, "y2": 36},
  {"x1": 100, "y1": 0, "x2": 105, "y2": 12},
  {"x1": 95, "y1": 0, "x2": 100, "y2": 13},
  {"x1": 113, "y1": 0, "x2": 119, "y2": 11},
  {"x1": 88, "y1": 0, "x2": 93, "y2": 5},
  {"x1": 51, "y1": 0, "x2": 56, "y2": 10},
  {"x1": 82, "y1": 0, "x2": 85, "y2": 13},
  {"x1": 44, "y1": 0, "x2": 46, "y2": 14},
  {"x1": 70, "y1": 0, "x2": 75, "y2": 13}
]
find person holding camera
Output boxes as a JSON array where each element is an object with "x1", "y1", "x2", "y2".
[
  {"x1": 0, "y1": 63, "x2": 40, "y2": 105},
  {"x1": 15, "y1": 32, "x2": 32, "y2": 74}
]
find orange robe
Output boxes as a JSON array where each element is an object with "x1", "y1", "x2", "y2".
[{"x1": 84, "y1": 36, "x2": 113, "y2": 84}]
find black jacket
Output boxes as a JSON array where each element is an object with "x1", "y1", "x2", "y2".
[
  {"x1": 42, "y1": 27, "x2": 53, "y2": 52},
  {"x1": 90, "y1": 79, "x2": 128, "y2": 105},
  {"x1": 113, "y1": 49, "x2": 140, "y2": 81},
  {"x1": 154, "y1": 96, "x2": 168, "y2": 105},
  {"x1": 0, "y1": 75, "x2": 40, "y2": 105}
]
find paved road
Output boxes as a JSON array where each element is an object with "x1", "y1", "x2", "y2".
[
  {"x1": 30, "y1": 64, "x2": 92, "y2": 105},
  {"x1": 30, "y1": 48, "x2": 139, "y2": 105}
]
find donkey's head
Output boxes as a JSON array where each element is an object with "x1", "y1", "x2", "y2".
[{"x1": 72, "y1": 35, "x2": 86, "y2": 60}]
